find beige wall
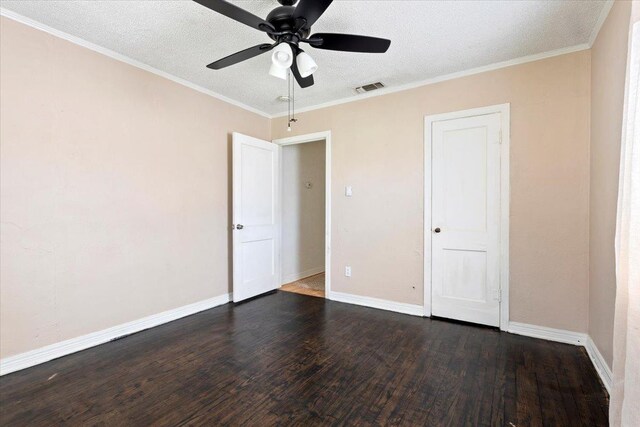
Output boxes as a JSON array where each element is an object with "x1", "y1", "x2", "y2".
[
  {"x1": 282, "y1": 140, "x2": 326, "y2": 283},
  {"x1": 0, "y1": 17, "x2": 270, "y2": 358},
  {"x1": 273, "y1": 50, "x2": 592, "y2": 332},
  {"x1": 589, "y1": 0, "x2": 632, "y2": 368},
  {"x1": 2, "y1": 9, "x2": 611, "y2": 360}
]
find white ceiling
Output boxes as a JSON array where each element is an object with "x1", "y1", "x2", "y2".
[{"x1": 1, "y1": 0, "x2": 609, "y2": 115}]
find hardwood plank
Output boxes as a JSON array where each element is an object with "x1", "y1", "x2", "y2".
[{"x1": 0, "y1": 291, "x2": 609, "y2": 426}]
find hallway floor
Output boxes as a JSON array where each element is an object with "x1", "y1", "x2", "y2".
[{"x1": 280, "y1": 272, "x2": 325, "y2": 298}]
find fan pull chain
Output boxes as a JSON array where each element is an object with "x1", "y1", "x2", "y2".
[
  {"x1": 287, "y1": 70, "x2": 291, "y2": 131},
  {"x1": 287, "y1": 69, "x2": 297, "y2": 132},
  {"x1": 292, "y1": 75, "x2": 296, "y2": 124}
]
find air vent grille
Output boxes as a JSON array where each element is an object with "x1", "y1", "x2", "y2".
[{"x1": 355, "y1": 82, "x2": 385, "y2": 94}]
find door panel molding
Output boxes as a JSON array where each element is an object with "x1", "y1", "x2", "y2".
[
  {"x1": 232, "y1": 132, "x2": 280, "y2": 303},
  {"x1": 424, "y1": 104, "x2": 510, "y2": 331}
]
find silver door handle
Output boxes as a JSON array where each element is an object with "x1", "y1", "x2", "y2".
[{"x1": 236, "y1": 224, "x2": 244, "y2": 230}]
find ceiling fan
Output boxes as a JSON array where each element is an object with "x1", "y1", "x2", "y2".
[{"x1": 193, "y1": 0, "x2": 391, "y2": 88}]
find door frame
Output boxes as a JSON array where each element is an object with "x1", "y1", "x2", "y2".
[
  {"x1": 423, "y1": 104, "x2": 510, "y2": 331},
  {"x1": 272, "y1": 131, "x2": 332, "y2": 297}
]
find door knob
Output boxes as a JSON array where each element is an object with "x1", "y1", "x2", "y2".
[
  {"x1": 236, "y1": 224, "x2": 244, "y2": 230},
  {"x1": 433, "y1": 227, "x2": 441, "y2": 233}
]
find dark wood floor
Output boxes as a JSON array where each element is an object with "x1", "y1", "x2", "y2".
[{"x1": 0, "y1": 292, "x2": 608, "y2": 426}]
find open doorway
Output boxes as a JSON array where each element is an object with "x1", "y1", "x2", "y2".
[{"x1": 273, "y1": 131, "x2": 331, "y2": 299}]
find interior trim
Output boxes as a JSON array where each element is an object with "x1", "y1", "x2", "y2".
[
  {"x1": 508, "y1": 321, "x2": 612, "y2": 394},
  {"x1": 507, "y1": 321, "x2": 587, "y2": 345},
  {"x1": 328, "y1": 290, "x2": 424, "y2": 317},
  {"x1": 1, "y1": 7, "x2": 599, "y2": 120},
  {"x1": 588, "y1": 0, "x2": 615, "y2": 47},
  {"x1": 1, "y1": 292, "x2": 613, "y2": 397},
  {"x1": 0, "y1": 293, "x2": 231, "y2": 376},
  {"x1": 273, "y1": 131, "x2": 333, "y2": 296},
  {"x1": 271, "y1": 44, "x2": 589, "y2": 117},
  {"x1": 585, "y1": 336, "x2": 613, "y2": 393},
  {"x1": 0, "y1": 8, "x2": 271, "y2": 119},
  {"x1": 423, "y1": 103, "x2": 511, "y2": 331},
  {"x1": 322, "y1": 294, "x2": 611, "y2": 396}
]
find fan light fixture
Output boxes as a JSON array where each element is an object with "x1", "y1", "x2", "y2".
[
  {"x1": 269, "y1": 43, "x2": 294, "y2": 79},
  {"x1": 269, "y1": 63, "x2": 288, "y2": 80},
  {"x1": 296, "y1": 51, "x2": 318, "y2": 78}
]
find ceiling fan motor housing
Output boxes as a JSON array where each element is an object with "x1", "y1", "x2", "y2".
[{"x1": 266, "y1": 6, "x2": 311, "y2": 42}]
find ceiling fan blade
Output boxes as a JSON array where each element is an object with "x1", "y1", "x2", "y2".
[
  {"x1": 308, "y1": 33, "x2": 391, "y2": 53},
  {"x1": 292, "y1": 0, "x2": 333, "y2": 29},
  {"x1": 207, "y1": 43, "x2": 275, "y2": 69},
  {"x1": 291, "y1": 47, "x2": 314, "y2": 88},
  {"x1": 193, "y1": 0, "x2": 275, "y2": 33}
]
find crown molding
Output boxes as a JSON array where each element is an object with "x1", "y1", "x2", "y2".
[
  {"x1": 2, "y1": 4, "x2": 608, "y2": 120},
  {"x1": 588, "y1": 0, "x2": 615, "y2": 47},
  {"x1": 272, "y1": 43, "x2": 590, "y2": 117},
  {"x1": 0, "y1": 8, "x2": 272, "y2": 119}
]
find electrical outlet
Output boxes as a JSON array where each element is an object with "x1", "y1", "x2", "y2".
[{"x1": 345, "y1": 266, "x2": 352, "y2": 277}]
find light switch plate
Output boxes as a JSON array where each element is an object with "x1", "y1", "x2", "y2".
[{"x1": 345, "y1": 186, "x2": 353, "y2": 197}]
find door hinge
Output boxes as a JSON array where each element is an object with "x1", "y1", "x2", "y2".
[
  {"x1": 498, "y1": 130, "x2": 502, "y2": 144},
  {"x1": 495, "y1": 288, "x2": 502, "y2": 302}
]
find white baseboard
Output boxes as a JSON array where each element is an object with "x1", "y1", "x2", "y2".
[
  {"x1": 0, "y1": 293, "x2": 231, "y2": 376},
  {"x1": 1, "y1": 292, "x2": 613, "y2": 397},
  {"x1": 327, "y1": 291, "x2": 424, "y2": 317},
  {"x1": 585, "y1": 336, "x2": 612, "y2": 393},
  {"x1": 507, "y1": 321, "x2": 613, "y2": 394},
  {"x1": 282, "y1": 266, "x2": 325, "y2": 285},
  {"x1": 507, "y1": 321, "x2": 587, "y2": 345}
]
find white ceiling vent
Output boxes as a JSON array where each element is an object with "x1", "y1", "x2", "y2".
[{"x1": 355, "y1": 82, "x2": 385, "y2": 94}]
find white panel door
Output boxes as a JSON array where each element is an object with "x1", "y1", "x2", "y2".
[
  {"x1": 232, "y1": 132, "x2": 279, "y2": 303},
  {"x1": 431, "y1": 113, "x2": 501, "y2": 326}
]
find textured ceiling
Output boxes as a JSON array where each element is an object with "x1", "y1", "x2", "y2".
[{"x1": 1, "y1": 0, "x2": 608, "y2": 115}]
